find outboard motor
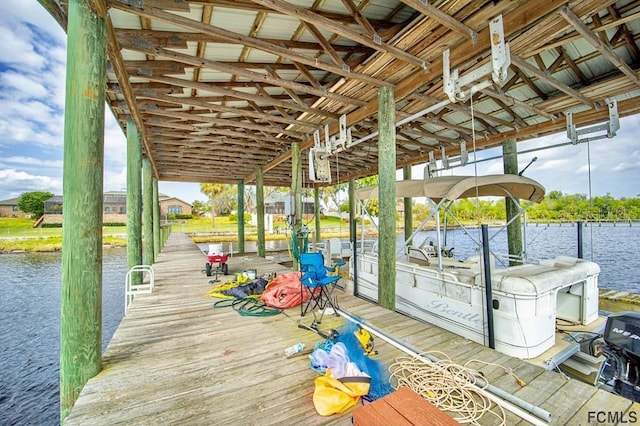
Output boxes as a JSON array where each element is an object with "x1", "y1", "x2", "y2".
[{"x1": 599, "y1": 312, "x2": 640, "y2": 402}]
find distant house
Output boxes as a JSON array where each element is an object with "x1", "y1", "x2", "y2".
[
  {"x1": 0, "y1": 198, "x2": 29, "y2": 218},
  {"x1": 39, "y1": 191, "x2": 193, "y2": 226},
  {"x1": 264, "y1": 192, "x2": 316, "y2": 215},
  {"x1": 159, "y1": 196, "x2": 193, "y2": 218},
  {"x1": 103, "y1": 191, "x2": 127, "y2": 215}
]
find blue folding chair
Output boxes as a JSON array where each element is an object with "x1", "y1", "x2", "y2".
[{"x1": 299, "y1": 252, "x2": 345, "y2": 324}]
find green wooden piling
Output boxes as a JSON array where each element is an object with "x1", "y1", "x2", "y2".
[
  {"x1": 126, "y1": 118, "x2": 143, "y2": 286},
  {"x1": 255, "y1": 167, "x2": 265, "y2": 257},
  {"x1": 403, "y1": 165, "x2": 413, "y2": 245},
  {"x1": 59, "y1": 0, "x2": 106, "y2": 421},
  {"x1": 237, "y1": 179, "x2": 245, "y2": 254},
  {"x1": 292, "y1": 142, "x2": 303, "y2": 270},
  {"x1": 314, "y1": 187, "x2": 321, "y2": 243},
  {"x1": 143, "y1": 157, "x2": 154, "y2": 265},
  {"x1": 152, "y1": 179, "x2": 160, "y2": 258},
  {"x1": 503, "y1": 139, "x2": 523, "y2": 265},
  {"x1": 377, "y1": 86, "x2": 397, "y2": 310}
]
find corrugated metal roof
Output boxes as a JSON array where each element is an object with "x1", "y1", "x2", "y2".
[{"x1": 42, "y1": 0, "x2": 640, "y2": 187}]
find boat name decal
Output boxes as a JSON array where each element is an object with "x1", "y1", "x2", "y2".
[
  {"x1": 611, "y1": 327, "x2": 640, "y2": 341},
  {"x1": 428, "y1": 300, "x2": 484, "y2": 327}
]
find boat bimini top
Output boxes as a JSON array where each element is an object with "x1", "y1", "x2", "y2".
[{"x1": 355, "y1": 174, "x2": 546, "y2": 203}]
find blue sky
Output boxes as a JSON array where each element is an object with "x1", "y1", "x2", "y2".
[{"x1": 1, "y1": 0, "x2": 639, "y2": 205}]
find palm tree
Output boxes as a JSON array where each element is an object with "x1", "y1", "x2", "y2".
[{"x1": 200, "y1": 183, "x2": 225, "y2": 227}]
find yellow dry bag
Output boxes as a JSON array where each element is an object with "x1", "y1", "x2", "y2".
[{"x1": 312, "y1": 372, "x2": 371, "y2": 416}]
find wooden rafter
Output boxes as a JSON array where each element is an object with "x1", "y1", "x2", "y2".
[
  {"x1": 399, "y1": 0, "x2": 477, "y2": 42},
  {"x1": 511, "y1": 55, "x2": 596, "y2": 108},
  {"x1": 247, "y1": 0, "x2": 428, "y2": 69},
  {"x1": 108, "y1": 1, "x2": 388, "y2": 87},
  {"x1": 558, "y1": 6, "x2": 640, "y2": 88}
]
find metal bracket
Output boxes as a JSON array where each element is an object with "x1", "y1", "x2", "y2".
[
  {"x1": 567, "y1": 100, "x2": 619, "y2": 145},
  {"x1": 309, "y1": 124, "x2": 334, "y2": 183},
  {"x1": 460, "y1": 140, "x2": 468, "y2": 166},
  {"x1": 443, "y1": 15, "x2": 510, "y2": 102},
  {"x1": 441, "y1": 146, "x2": 449, "y2": 169}
]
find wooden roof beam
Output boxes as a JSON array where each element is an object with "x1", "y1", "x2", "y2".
[
  {"x1": 108, "y1": 2, "x2": 388, "y2": 87},
  {"x1": 146, "y1": 121, "x2": 280, "y2": 144},
  {"x1": 301, "y1": 21, "x2": 349, "y2": 72},
  {"x1": 118, "y1": 40, "x2": 367, "y2": 107},
  {"x1": 139, "y1": 107, "x2": 304, "y2": 137},
  {"x1": 247, "y1": 97, "x2": 293, "y2": 122},
  {"x1": 413, "y1": 93, "x2": 508, "y2": 130},
  {"x1": 556, "y1": 46, "x2": 590, "y2": 86},
  {"x1": 339, "y1": 0, "x2": 377, "y2": 38},
  {"x1": 264, "y1": 67, "x2": 307, "y2": 107},
  {"x1": 481, "y1": 87, "x2": 557, "y2": 122},
  {"x1": 115, "y1": 29, "x2": 372, "y2": 54},
  {"x1": 247, "y1": 0, "x2": 428, "y2": 70},
  {"x1": 141, "y1": 92, "x2": 319, "y2": 129},
  {"x1": 511, "y1": 55, "x2": 596, "y2": 109},
  {"x1": 399, "y1": 0, "x2": 477, "y2": 42},
  {"x1": 186, "y1": 0, "x2": 395, "y2": 27},
  {"x1": 132, "y1": 74, "x2": 335, "y2": 118},
  {"x1": 292, "y1": 61, "x2": 321, "y2": 89},
  {"x1": 105, "y1": 15, "x2": 158, "y2": 176},
  {"x1": 607, "y1": 6, "x2": 640, "y2": 63},
  {"x1": 558, "y1": 6, "x2": 640, "y2": 89},
  {"x1": 246, "y1": 0, "x2": 579, "y2": 183}
]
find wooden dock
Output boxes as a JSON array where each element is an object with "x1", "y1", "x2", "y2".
[{"x1": 65, "y1": 233, "x2": 639, "y2": 425}]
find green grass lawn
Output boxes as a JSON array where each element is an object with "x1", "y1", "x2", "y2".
[
  {"x1": 0, "y1": 215, "x2": 354, "y2": 252},
  {"x1": 0, "y1": 218, "x2": 127, "y2": 252}
]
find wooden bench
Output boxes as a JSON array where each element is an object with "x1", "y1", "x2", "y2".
[{"x1": 352, "y1": 387, "x2": 460, "y2": 426}]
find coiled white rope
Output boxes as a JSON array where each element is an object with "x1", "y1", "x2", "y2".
[{"x1": 389, "y1": 351, "x2": 527, "y2": 425}]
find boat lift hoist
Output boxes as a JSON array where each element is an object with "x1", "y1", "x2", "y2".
[
  {"x1": 308, "y1": 15, "x2": 511, "y2": 182},
  {"x1": 567, "y1": 99, "x2": 620, "y2": 144}
]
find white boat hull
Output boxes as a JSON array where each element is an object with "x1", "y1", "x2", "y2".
[{"x1": 354, "y1": 254, "x2": 600, "y2": 359}]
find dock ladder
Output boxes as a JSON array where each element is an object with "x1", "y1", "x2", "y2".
[{"x1": 125, "y1": 265, "x2": 155, "y2": 314}]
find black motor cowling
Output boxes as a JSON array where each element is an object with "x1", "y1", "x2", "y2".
[
  {"x1": 600, "y1": 312, "x2": 640, "y2": 402},
  {"x1": 604, "y1": 312, "x2": 640, "y2": 358}
]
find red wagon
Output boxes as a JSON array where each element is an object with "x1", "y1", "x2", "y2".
[{"x1": 204, "y1": 244, "x2": 229, "y2": 276}]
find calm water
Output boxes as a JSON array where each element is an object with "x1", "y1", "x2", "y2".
[
  {"x1": 409, "y1": 223, "x2": 640, "y2": 293},
  {"x1": 0, "y1": 248, "x2": 127, "y2": 426},
  {"x1": 1, "y1": 225, "x2": 639, "y2": 424}
]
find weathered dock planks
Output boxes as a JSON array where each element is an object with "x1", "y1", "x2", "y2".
[{"x1": 65, "y1": 233, "x2": 639, "y2": 425}]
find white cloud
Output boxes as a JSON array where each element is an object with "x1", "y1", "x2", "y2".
[
  {"x1": 104, "y1": 166, "x2": 127, "y2": 193},
  {"x1": 1, "y1": 71, "x2": 49, "y2": 99},
  {"x1": 1, "y1": 156, "x2": 63, "y2": 169},
  {"x1": 0, "y1": 169, "x2": 62, "y2": 198}
]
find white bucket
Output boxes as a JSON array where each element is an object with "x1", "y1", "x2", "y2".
[
  {"x1": 208, "y1": 243, "x2": 223, "y2": 255},
  {"x1": 245, "y1": 269, "x2": 257, "y2": 280}
]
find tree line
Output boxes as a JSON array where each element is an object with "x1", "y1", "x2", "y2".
[
  {"x1": 444, "y1": 191, "x2": 640, "y2": 222},
  {"x1": 17, "y1": 187, "x2": 640, "y2": 224}
]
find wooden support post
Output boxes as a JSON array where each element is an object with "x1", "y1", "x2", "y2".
[
  {"x1": 502, "y1": 139, "x2": 523, "y2": 265},
  {"x1": 143, "y1": 156, "x2": 154, "y2": 265},
  {"x1": 255, "y1": 167, "x2": 265, "y2": 257},
  {"x1": 126, "y1": 118, "x2": 143, "y2": 286},
  {"x1": 314, "y1": 187, "x2": 321, "y2": 244},
  {"x1": 378, "y1": 86, "x2": 397, "y2": 310},
  {"x1": 237, "y1": 179, "x2": 245, "y2": 254},
  {"x1": 292, "y1": 142, "x2": 303, "y2": 270},
  {"x1": 403, "y1": 165, "x2": 413, "y2": 245},
  {"x1": 349, "y1": 179, "x2": 356, "y2": 240},
  {"x1": 59, "y1": 0, "x2": 107, "y2": 420},
  {"x1": 152, "y1": 178, "x2": 160, "y2": 258}
]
